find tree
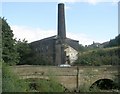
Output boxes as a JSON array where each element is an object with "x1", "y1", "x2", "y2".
[
  {"x1": 78, "y1": 44, "x2": 86, "y2": 52},
  {"x1": 1, "y1": 17, "x2": 19, "y2": 65},
  {"x1": 16, "y1": 39, "x2": 32, "y2": 65},
  {"x1": 105, "y1": 34, "x2": 120, "y2": 47},
  {"x1": 75, "y1": 47, "x2": 120, "y2": 66}
]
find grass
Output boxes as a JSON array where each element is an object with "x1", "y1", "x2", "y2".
[
  {"x1": 2, "y1": 63, "x2": 65, "y2": 92},
  {"x1": 2, "y1": 62, "x2": 29, "y2": 92}
]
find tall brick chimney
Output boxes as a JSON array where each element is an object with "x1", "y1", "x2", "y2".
[
  {"x1": 58, "y1": 3, "x2": 66, "y2": 41},
  {"x1": 55, "y1": 3, "x2": 66, "y2": 65}
]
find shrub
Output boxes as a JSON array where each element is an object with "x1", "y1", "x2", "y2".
[
  {"x1": 75, "y1": 47, "x2": 120, "y2": 66},
  {"x1": 2, "y1": 62, "x2": 29, "y2": 92}
]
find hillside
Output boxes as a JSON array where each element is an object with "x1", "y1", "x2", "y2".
[
  {"x1": 86, "y1": 34, "x2": 120, "y2": 49},
  {"x1": 75, "y1": 34, "x2": 120, "y2": 66},
  {"x1": 105, "y1": 34, "x2": 120, "y2": 47},
  {"x1": 75, "y1": 46, "x2": 120, "y2": 66}
]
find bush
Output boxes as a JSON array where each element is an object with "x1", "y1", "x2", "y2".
[
  {"x1": 2, "y1": 62, "x2": 29, "y2": 92},
  {"x1": 75, "y1": 47, "x2": 120, "y2": 66},
  {"x1": 25, "y1": 77, "x2": 65, "y2": 92},
  {"x1": 37, "y1": 79, "x2": 64, "y2": 92}
]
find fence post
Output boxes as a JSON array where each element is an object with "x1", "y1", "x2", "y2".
[{"x1": 76, "y1": 66, "x2": 79, "y2": 91}]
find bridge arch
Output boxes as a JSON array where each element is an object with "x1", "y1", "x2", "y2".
[{"x1": 89, "y1": 78, "x2": 118, "y2": 91}]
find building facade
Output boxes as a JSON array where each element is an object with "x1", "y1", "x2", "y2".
[{"x1": 30, "y1": 3, "x2": 79, "y2": 65}]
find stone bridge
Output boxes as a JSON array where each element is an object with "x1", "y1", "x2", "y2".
[{"x1": 13, "y1": 65, "x2": 119, "y2": 91}]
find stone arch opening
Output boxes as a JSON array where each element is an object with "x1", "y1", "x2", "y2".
[{"x1": 89, "y1": 79, "x2": 117, "y2": 90}]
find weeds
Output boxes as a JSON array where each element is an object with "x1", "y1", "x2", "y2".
[{"x1": 2, "y1": 62, "x2": 29, "y2": 92}]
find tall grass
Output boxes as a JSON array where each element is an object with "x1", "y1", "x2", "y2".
[
  {"x1": 36, "y1": 79, "x2": 65, "y2": 92},
  {"x1": 2, "y1": 62, "x2": 29, "y2": 92},
  {"x1": 26, "y1": 68, "x2": 65, "y2": 92},
  {"x1": 2, "y1": 63, "x2": 65, "y2": 92}
]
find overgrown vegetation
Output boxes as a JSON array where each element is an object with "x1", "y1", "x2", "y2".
[
  {"x1": 1, "y1": 17, "x2": 40, "y2": 65},
  {"x1": 105, "y1": 34, "x2": 120, "y2": 47},
  {"x1": 26, "y1": 78, "x2": 65, "y2": 92},
  {"x1": 16, "y1": 39, "x2": 32, "y2": 65},
  {"x1": 75, "y1": 47, "x2": 120, "y2": 66},
  {"x1": 75, "y1": 34, "x2": 120, "y2": 66},
  {"x1": 2, "y1": 17, "x2": 19, "y2": 65},
  {"x1": 2, "y1": 62, "x2": 29, "y2": 92},
  {"x1": 2, "y1": 61, "x2": 65, "y2": 92}
]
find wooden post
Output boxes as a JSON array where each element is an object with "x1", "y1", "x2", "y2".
[{"x1": 76, "y1": 66, "x2": 79, "y2": 91}]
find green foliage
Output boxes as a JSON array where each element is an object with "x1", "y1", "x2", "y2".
[
  {"x1": 36, "y1": 79, "x2": 64, "y2": 92},
  {"x1": 2, "y1": 62, "x2": 65, "y2": 92},
  {"x1": 79, "y1": 83, "x2": 90, "y2": 92},
  {"x1": 1, "y1": 17, "x2": 19, "y2": 65},
  {"x1": 25, "y1": 77, "x2": 65, "y2": 92},
  {"x1": 25, "y1": 69, "x2": 65, "y2": 92},
  {"x1": 1, "y1": 17, "x2": 53, "y2": 65},
  {"x1": 113, "y1": 76, "x2": 120, "y2": 90},
  {"x1": 78, "y1": 44, "x2": 86, "y2": 52},
  {"x1": 79, "y1": 82, "x2": 100, "y2": 92},
  {"x1": 16, "y1": 39, "x2": 50, "y2": 65},
  {"x1": 2, "y1": 62, "x2": 29, "y2": 92},
  {"x1": 89, "y1": 85, "x2": 101, "y2": 92},
  {"x1": 75, "y1": 47, "x2": 120, "y2": 66},
  {"x1": 16, "y1": 39, "x2": 32, "y2": 65},
  {"x1": 105, "y1": 34, "x2": 120, "y2": 47}
]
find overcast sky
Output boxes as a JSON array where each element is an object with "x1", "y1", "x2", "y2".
[{"x1": 1, "y1": 0, "x2": 119, "y2": 45}]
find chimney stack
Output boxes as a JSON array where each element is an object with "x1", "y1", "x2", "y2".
[
  {"x1": 58, "y1": 3, "x2": 66, "y2": 40},
  {"x1": 55, "y1": 3, "x2": 66, "y2": 65}
]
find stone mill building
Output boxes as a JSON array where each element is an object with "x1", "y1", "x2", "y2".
[{"x1": 30, "y1": 3, "x2": 79, "y2": 65}]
